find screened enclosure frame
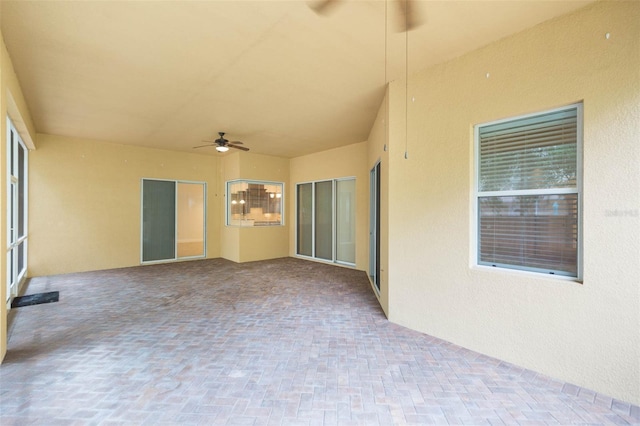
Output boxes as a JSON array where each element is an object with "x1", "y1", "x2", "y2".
[{"x1": 472, "y1": 102, "x2": 583, "y2": 279}]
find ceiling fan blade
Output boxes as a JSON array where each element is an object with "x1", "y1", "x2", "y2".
[
  {"x1": 309, "y1": 0, "x2": 341, "y2": 15},
  {"x1": 193, "y1": 144, "x2": 214, "y2": 149},
  {"x1": 229, "y1": 144, "x2": 250, "y2": 152},
  {"x1": 396, "y1": 0, "x2": 423, "y2": 32},
  {"x1": 229, "y1": 140, "x2": 243, "y2": 145}
]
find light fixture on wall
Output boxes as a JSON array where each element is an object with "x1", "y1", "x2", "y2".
[{"x1": 215, "y1": 145, "x2": 229, "y2": 152}]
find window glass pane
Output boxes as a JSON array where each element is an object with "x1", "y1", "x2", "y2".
[
  {"x1": 177, "y1": 183, "x2": 205, "y2": 258},
  {"x1": 7, "y1": 251, "x2": 14, "y2": 301},
  {"x1": 9, "y1": 183, "x2": 15, "y2": 244},
  {"x1": 479, "y1": 194, "x2": 578, "y2": 276},
  {"x1": 228, "y1": 181, "x2": 248, "y2": 223},
  {"x1": 227, "y1": 181, "x2": 282, "y2": 226},
  {"x1": 336, "y1": 179, "x2": 356, "y2": 264},
  {"x1": 297, "y1": 183, "x2": 312, "y2": 256},
  {"x1": 17, "y1": 241, "x2": 25, "y2": 277},
  {"x1": 18, "y1": 143, "x2": 26, "y2": 237},
  {"x1": 479, "y1": 109, "x2": 577, "y2": 192},
  {"x1": 370, "y1": 163, "x2": 381, "y2": 290},
  {"x1": 142, "y1": 180, "x2": 176, "y2": 262},
  {"x1": 315, "y1": 181, "x2": 333, "y2": 260},
  {"x1": 9, "y1": 129, "x2": 14, "y2": 176}
]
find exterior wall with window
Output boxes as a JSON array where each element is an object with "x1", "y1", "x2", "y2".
[
  {"x1": 289, "y1": 142, "x2": 368, "y2": 271},
  {"x1": 220, "y1": 151, "x2": 289, "y2": 263},
  {"x1": 384, "y1": 1, "x2": 639, "y2": 405}
]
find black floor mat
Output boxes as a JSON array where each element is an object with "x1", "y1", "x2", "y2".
[{"x1": 11, "y1": 291, "x2": 59, "y2": 308}]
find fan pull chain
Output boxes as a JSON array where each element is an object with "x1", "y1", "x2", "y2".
[
  {"x1": 404, "y1": 0, "x2": 409, "y2": 160},
  {"x1": 384, "y1": 0, "x2": 388, "y2": 153}
]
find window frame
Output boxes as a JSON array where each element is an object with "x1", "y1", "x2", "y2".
[
  {"x1": 472, "y1": 103, "x2": 583, "y2": 280},
  {"x1": 225, "y1": 180, "x2": 284, "y2": 227}
]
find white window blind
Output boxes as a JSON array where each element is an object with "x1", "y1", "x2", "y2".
[{"x1": 476, "y1": 104, "x2": 581, "y2": 277}]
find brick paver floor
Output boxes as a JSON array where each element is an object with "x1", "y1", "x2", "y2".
[{"x1": 1, "y1": 258, "x2": 638, "y2": 425}]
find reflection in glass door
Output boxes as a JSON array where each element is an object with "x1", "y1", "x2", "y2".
[{"x1": 141, "y1": 179, "x2": 205, "y2": 263}]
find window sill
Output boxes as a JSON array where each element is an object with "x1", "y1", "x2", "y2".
[{"x1": 471, "y1": 264, "x2": 583, "y2": 284}]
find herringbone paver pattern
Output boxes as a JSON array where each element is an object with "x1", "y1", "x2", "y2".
[{"x1": 1, "y1": 258, "x2": 638, "y2": 425}]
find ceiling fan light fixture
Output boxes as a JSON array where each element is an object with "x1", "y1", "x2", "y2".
[{"x1": 215, "y1": 145, "x2": 229, "y2": 152}]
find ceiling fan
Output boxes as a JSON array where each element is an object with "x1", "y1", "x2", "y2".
[
  {"x1": 194, "y1": 132, "x2": 249, "y2": 152},
  {"x1": 309, "y1": 0, "x2": 424, "y2": 32}
]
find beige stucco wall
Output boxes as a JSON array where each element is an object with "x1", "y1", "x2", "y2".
[
  {"x1": 220, "y1": 152, "x2": 240, "y2": 262},
  {"x1": 289, "y1": 142, "x2": 369, "y2": 271},
  {"x1": 221, "y1": 151, "x2": 289, "y2": 263},
  {"x1": 385, "y1": 1, "x2": 639, "y2": 404},
  {"x1": 29, "y1": 134, "x2": 222, "y2": 276}
]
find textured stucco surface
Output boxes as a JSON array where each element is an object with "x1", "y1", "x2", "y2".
[
  {"x1": 385, "y1": 1, "x2": 639, "y2": 405},
  {"x1": 29, "y1": 134, "x2": 222, "y2": 276}
]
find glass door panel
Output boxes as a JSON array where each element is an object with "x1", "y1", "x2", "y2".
[
  {"x1": 297, "y1": 183, "x2": 312, "y2": 256},
  {"x1": 142, "y1": 180, "x2": 176, "y2": 262},
  {"x1": 177, "y1": 183, "x2": 205, "y2": 258},
  {"x1": 336, "y1": 179, "x2": 356, "y2": 264},
  {"x1": 315, "y1": 181, "x2": 333, "y2": 261},
  {"x1": 369, "y1": 162, "x2": 381, "y2": 291}
]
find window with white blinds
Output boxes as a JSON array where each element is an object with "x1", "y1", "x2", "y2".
[{"x1": 475, "y1": 104, "x2": 582, "y2": 277}]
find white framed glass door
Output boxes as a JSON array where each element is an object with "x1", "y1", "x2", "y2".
[
  {"x1": 335, "y1": 179, "x2": 356, "y2": 264},
  {"x1": 7, "y1": 117, "x2": 28, "y2": 302}
]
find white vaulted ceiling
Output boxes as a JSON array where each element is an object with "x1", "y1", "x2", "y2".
[{"x1": 1, "y1": 0, "x2": 593, "y2": 158}]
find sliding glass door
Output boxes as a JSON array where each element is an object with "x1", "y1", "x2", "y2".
[
  {"x1": 296, "y1": 178, "x2": 355, "y2": 266},
  {"x1": 141, "y1": 179, "x2": 205, "y2": 263},
  {"x1": 297, "y1": 183, "x2": 313, "y2": 257},
  {"x1": 369, "y1": 162, "x2": 381, "y2": 292},
  {"x1": 314, "y1": 181, "x2": 333, "y2": 261},
  {"x1": 177, "y1": 183, "x2": 205, "y2": 258},
  {"x1": 142, "y1": 180, "x2": 176, "y2": 262},
  {"x1": 7, "y1": 117, "x2": 28, "y2": 302},
  {"x1": 336, "y1": 179, "x2": 356, "y2": 264}
]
